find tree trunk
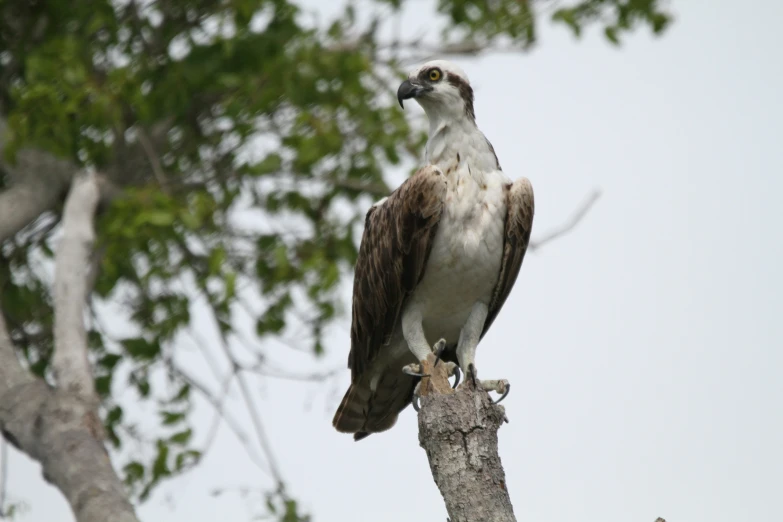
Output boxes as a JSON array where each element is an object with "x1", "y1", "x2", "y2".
[
  {"x1": 0, "y1": 174, "x2": 140, "y2": 522},
  {"x1": 416, "y1": 355, "x2": 516, "y2": 522}
]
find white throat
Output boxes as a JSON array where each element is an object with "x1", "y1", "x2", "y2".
[{"x1": 420, "y1": 105, "x2": 500, "y2": 176}]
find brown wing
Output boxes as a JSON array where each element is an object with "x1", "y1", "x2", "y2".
[
  {"x1": 347, "y1": 164, "x2": 447, "y2": 381},
  {"x1": 482, "y1": 177, "x2": 535, "y2": 338}
]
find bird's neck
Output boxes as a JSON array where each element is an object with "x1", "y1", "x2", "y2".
[{"x1": 425, "y1": 115, "x2": 500, "y2": 175}]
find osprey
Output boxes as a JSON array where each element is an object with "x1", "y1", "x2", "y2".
[{"x1": 332, "y1": 60, "x2": 534, "y2": 440}]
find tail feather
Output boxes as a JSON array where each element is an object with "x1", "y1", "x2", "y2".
[{"x1": 332, "y1": 371, "x2": 416, "y2": 441}]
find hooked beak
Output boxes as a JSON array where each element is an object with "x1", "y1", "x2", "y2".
[{"x1": 397, "y1": 79, "x2": 427, "y2": 109}]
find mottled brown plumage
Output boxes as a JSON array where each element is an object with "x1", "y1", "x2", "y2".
[
  {"x1": 332, "y1": 165, "x2": 446, "y2": 439},
  {"x1": 348, "y1": 165, "x2": 447, "y2": 379},
  {"x1": 333, "y1": 59, "x2": 535, "y2": 441},
  {"x1": 332, "y1": 169, "x2": 534, "y2": 440},
  {"x1": 482, "y1": 179, "x2": 535, "y2": 337}
]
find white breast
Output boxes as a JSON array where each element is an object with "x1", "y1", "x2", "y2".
[{"x1": 411, "y1": 162, "x2": 508, "y2": 344}]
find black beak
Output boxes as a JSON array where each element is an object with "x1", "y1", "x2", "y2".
[{"x1": 397, "y1": 79, "x2": 424, "y2": 109}]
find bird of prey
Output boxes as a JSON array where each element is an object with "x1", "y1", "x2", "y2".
[{"x1": 332, "y1": 60, "x2": 534, "y2": 441}]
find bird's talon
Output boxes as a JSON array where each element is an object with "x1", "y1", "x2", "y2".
[
  {"x1": 402, "y1": 363, "x2": 425, "y2": 377},
  {"x1": 467, "y1": 363, "x2": 478, "y2": 386},
  {"x1": 492, "y1": 382, "x2": 510, "y2": 404},
  {"x1": 432, "y1": 338, "x2": 447, "y2": 367},
  {"x1": 451, "y1": 365, "x2": 461, "y2": 388}
]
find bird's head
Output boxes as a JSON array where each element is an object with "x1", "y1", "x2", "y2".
[{"x1": 397, "y1": 60, "x2": 475, "y2": 122}]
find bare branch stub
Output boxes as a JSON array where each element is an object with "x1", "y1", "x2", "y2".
[
  {"x1": 418, "y1": 352, "x2": 455, "y2": 398},
  {"x1": 417, "y1": 366, "x2": 515, "y2": 522},
  {"x1": 529, "y1": 189, "x2": 601, "y2": 251}
]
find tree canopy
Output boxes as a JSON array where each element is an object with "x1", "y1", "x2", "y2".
[{"x1": 0, "y1": 0, "x2": 671, "y2": 519}]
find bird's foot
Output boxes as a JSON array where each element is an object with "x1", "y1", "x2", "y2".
[
  {"x1": 430, "y1": 339, "x2": 460, "y2": 388},
  {"x1": 480, "y1": 379, "x2": 511, "y2": 404},
  {"x1": 461, "y1": 364, "x2": 510, "y2": 404},
  {"x1": 409, "y1": 339, "x2": 464, "y2": 411},
  {"x1": 402, "y1": 363, "x2": 426, "y2": 378},
  {"x1": 432, "y1": 338, "x2": 447, "y2": 365},
  {"x1": 403, "y1": 338, "x2": 460, "y2": 387},
  {"x1": 445, "y1": 362, "x2": 461, "y2": 389}
]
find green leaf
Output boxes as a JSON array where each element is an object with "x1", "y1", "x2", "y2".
[
  {"x1": 107, "y1": 405, "x2": 123, "y2": 424},
  {"x1": 95, "y1": 375, "x2": 113, "y2": 396},
  {"x1": 121, "y1": 338, "x2": 160, "y2": 360},
  {"x1": 161, "y1": 411, "x2": 186, "y2": 425},
  {"x1": 98, "y1": 353, "x2": 122, "y2": 370},
  {"x1": 123, "y1": 462, "x2": 145, "y2": 484},
  {"x1": 174, "y1": 449, "x2": 201, "y2": 471},
  {"x1": 251, "y1": 153, "x2": 283, "y2": 176},
  {"x1": 152, "y1": 440, "x2": 171, "y2": 479},
  {"x1": 605, "y1": 26, "x2": 619, "y2": 45},
  {"x1": 169, "y1": 428, "x2": 193, "y2": 445},
  {"x1": 225, "y1": 271, "x2": 237, "y2": 300},
  {"x1": 170, "y1": 383, "x2": 191, "y2": 403},
  {"x1": 552, "y1": 9, "x2": 581, "y2": 37},
  {"x1": 138, "y1": 210, "x2": 175, "y2": 227}
]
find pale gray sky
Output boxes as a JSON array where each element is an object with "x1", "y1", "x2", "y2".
[{"x1": 7, "y1": 1, "x2": 783, "y2": 521}]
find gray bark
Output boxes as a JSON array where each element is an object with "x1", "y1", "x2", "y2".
[
  {"x1": 0, "y1": 116, "x2": 165, "y2": 243},
  {"x1": 0, "y1": 174, "x2": 140, "y2": 522},
  {"x1": 52, "y1": 173, "x2": 101, "y2": 405},
  {"x1": 0, "y1": 118, "x2": 75, "y2": 242},
  {"x1": 0, "y1": 379, "x2": 138, "y2": 522},
  {"x1": 417, "y1": 359, "x2": 668, "y2": 522},
  {"x1": 416, "y1": 355, "x2": 516, "y2": 522}
]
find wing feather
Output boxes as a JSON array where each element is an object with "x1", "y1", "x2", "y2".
[
  {"x1": 348, "y1": 165, "x2": 447, "y2": 381},
  {"x1": 482, "y1": 177, "x2": 535, "y2": 337}
]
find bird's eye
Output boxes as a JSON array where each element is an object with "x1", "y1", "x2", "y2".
[{"x1": 429, "y1": 69, "x2": 441, "y2": 81}]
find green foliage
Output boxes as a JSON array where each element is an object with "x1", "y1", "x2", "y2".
[
  {"x1": 0, "y1": 0, "x2": 671, "y2": 517},
  {"x1": 552, "y1": 0, "x2": 671, "y2": 44},
  {"x1": 439, "y1": 0, "x2": 670, "y2": 48}
]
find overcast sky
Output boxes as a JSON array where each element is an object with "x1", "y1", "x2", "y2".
[{"x1": 7, "y1": 1, "x2": 783, "y2": 521}]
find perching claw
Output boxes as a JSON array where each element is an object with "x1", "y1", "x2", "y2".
[
  {"x1": 476, "y1": 379, "x2": 511, "y2": 404},
  {"x1": 492, "y1": 382, "x2": 510, "y2": 404},
  {"x1": 432, "y1": 338, "x2": 447, "y2": 367},
  {"x1": 402, "y1": 363, "x2": 425, "y2": 378}
]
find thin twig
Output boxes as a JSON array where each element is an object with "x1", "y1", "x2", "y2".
[
  {"x1": 0, "y1": 437, "x2": 7, "y2": 518},
  {"x1": 242, "y1": 364, "x2": 341, "y2": 383},
  {"x1": 529, "y1": 189, "x2": 601, "y2": 251},
  {"x1": 198, "y1": 367, "x2": 236, "y2": 460},
  {"x1": 169, "y1": 365, "x2": 270, "y2": 473},
  {"x1": 233, "y1": 367, "x2": 284, "y2": 485},
  {"x1": 136, "y1": 127, "x2": 168, "y2": 191},
  {"x1": 208, "y1": 301, "x2": 285, "y2": 485}
]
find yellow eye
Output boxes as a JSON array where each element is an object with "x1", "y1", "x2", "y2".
[{"x1": 429, "y1": 69, "x2": 441, "y2": 81}]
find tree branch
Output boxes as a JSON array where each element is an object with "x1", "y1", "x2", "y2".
[
  {"x1": 0, "y1": 312, "x2": 32, "y2": 392},
  {"x1": 529, "y1": 189, "x2": 601, "y2": 252},
  {"x1": 0, "y1": 437, "x2": 7, "y2": 517},
  {"x1": 0, "y1": 116, "x2": 170, "y2": 245},
  {"x1": 0, "y1": 174, "x2": 141, "y2": 522},
  {"x1": 417, "y1": 354, "x2": 515, "y2": 522},
  {"x1": 52, "y1": 173, "x2": 101, "y2": 404},
  {"x1": 415, "y1": 190, "x2": 602, "y2": 521}
]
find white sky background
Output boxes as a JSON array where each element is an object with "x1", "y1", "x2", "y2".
[{"x1": 7, "y1": 0, "x2": 783, "y2": 521}]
